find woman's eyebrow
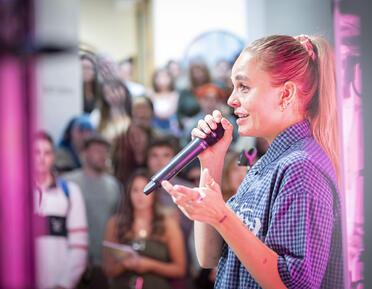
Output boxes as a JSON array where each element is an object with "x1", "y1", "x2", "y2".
[{"x1": 232, "y1": 74, "x2": 250, "y2": 82}]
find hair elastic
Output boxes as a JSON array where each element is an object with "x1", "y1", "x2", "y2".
[{"x1": 296, "y1": 34, "x2": 316, "y2": 61}]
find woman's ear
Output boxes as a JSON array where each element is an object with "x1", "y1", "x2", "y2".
[{"x1": 280, "y1": 81, "x2": 297, "y2": 111}]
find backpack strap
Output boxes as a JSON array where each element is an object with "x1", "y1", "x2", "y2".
[
  {"x1": 59, "y1": 179, "x2": 70, "y2": 198},
  {"x1": 58, "y1": 178, "x2": 71, "y2": 214}
]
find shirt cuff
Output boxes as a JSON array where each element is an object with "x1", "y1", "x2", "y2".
[{"x1": 277, "y1": 255, "x2": 292, "y2": 289}]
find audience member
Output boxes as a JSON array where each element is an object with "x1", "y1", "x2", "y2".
[
  {"x1": 146, "y1": 137, "x2": 196, "y2": 289},
  {"x1": 81, "y1": 54, "x2": 102, "y2": 113},
  {"x1": 112, "y1": 123, "x2": 152, "y2": 184},
  {"x1": 118, "y1": 57, "x2": 146, "y2": 98},
  {"x1": 221, "y1": 150, "x2": 248, "y2": 201},
  {"x1": 103, "y1": 169, "x2": 186, "y2": 289},
  {"x1": 150, "y1": 68, "x2": 181, "y2": 136},
  {"x1": 182, "y1": 83, "x2": 237, "y2": 146},
  {"x1": 177, "y1": 62, "x2": 211, "y2": 122},
  {"x1": 56, "y1": 115, "x2": 95, "y2": 173},
  {"x1": 96, "y1": 53, "x2": 121, "y2": 82},
  {"x1": 63, "y1": 134, "x2": 121, "y2": 289},
  {"x1": 166, "y1": 59, "x2": 188, "y2": 91},
  {"x1": 183, "y1": 158, "x2": 201, "y2": 187},
  {"x1": 132, "y1": 96, "x2": 167, "y2": 138},
  {"x1": 91, "y1": 78, "x2": 132, "y2": 142},
  {"x1": 255, "y1": 137, "x2": 269, "y2": 159},
  {"x1": 34, "y1": 131, "x2": 88, "y2": 289},
  {"x1": 212, "y1": 59, "x2": 233, "y2": 96},
  {"x1": 132, "y1": 96, "x2": 154, "y2": 129}
]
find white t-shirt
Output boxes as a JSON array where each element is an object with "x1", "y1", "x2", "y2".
[
  {"x1": 35, "y1": 180, "x2": 88, "y2": 289},
  {"x1": 151, "y1": 91, "x2": 179, "y2": 119}
]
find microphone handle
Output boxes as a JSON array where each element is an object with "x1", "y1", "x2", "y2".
[
  {"x1": 143, "y1": 138, "x2": 207, "y2": 195},
  {"x1": 143, "y1": 122, "x2": 224, "y2": 195},
  {"x1": 152, "y1": 137, "x2": 207, "y2": 183}
]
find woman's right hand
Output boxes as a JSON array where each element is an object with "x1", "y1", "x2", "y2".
[
  {"x1": 191, "y1": 110, "x2": 234, "y2": 166},
  {"x1": 122, "y1": 255, "x2": 154, "y2": 274},
  {"x1": 122, "y1": 255, "x2": 140, "y2": 271}
]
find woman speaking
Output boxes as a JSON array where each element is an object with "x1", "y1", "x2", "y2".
[{"x1": 162, "y1": 34, "x2": 345, "y2": 289}]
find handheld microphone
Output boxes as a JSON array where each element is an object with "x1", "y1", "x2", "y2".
[{"x1": 143, "y1": 122, "x2": 225, "y2": 195}]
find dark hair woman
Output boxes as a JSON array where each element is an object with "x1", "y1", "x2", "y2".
[
  {"x1": 103, "y1": 169, "x2": 186, "y2": 289},
  {"x1": 111, "y1": 123, "x2": 152, "y2": 184},
  {"x1": 81, "y1": 54, "x2": 102, "y2": 113}
]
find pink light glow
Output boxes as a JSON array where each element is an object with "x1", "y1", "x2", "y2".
[
  {"x1": 0, "y1": 58, "x2": 35, "y2": 288},
  {"x1": 334, "y1": 4, "x2": 364, "y2": 288}
]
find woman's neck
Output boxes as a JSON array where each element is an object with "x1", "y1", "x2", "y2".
[
  {"x1": 133, "y1": 209, "x2": 153, "y2": 238},
  {"x1": 83, "y1": 165, "x2": 103, "y2": 178},
  {"x1": 35, "y1": 172, "x2": 54, "y2": 190},
  {"x1": 265, "y1": 115, "x2": 305, "y2": 144},
  {"x1": 134, "y1": 208, "x2": 153, "y2": 222}
]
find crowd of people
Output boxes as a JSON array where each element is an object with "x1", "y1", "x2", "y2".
[{"x1": 34, "y1": 53, "x2": 267, "y2": 289}]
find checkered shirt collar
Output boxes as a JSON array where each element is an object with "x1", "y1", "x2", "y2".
[{"x1": 251, "y1": 119, "x2": 312, "y2": 175}]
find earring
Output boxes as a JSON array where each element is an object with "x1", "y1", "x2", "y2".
[{"x1": 281, "y1": 102, "x2": 288, "y2": 111}]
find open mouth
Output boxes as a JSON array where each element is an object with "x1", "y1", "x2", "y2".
[
  {"x1": 234, "y1": 112, "x2": 250, "y2": 125},
  {"x1": 235, "y1": 113, "x2": 249, "y2": 119}
]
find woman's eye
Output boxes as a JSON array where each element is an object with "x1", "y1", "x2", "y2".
[{"x1": 240, "y1": 84, "x2": 250, "y2": 92}]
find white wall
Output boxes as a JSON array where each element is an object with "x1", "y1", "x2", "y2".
[
  {"x1": 35, "y1": 0, "x2": 82, "y2": 143},
  {"x1": 36, "y1": 54, "x2": 82, "y2": 142},
  {"x1": 266, "y1": 0, "x2": 334, "y2": 41},
  {"x1": 245, "y1": 0, "x2": 266, "y2": 44},
  {"x1": 246, "y1": 0, "x2": 334, "y2": 42},
  {"x1": 153, "y1": 0, "x2": 333, "y2": 68},
  {"x1": 153, "y1": 0, "x2": 248, "y2": 67},
  {"x1": 80, "y1": 0, "x2": 138, "y2": 61}
]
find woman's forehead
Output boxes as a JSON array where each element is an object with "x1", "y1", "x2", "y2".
[
  {"x1": 232, "y1": 54, "x2": 257, "y2": 79},
  {"x1": 233, "y1": 52, "x2": 272, "y2": 81}
]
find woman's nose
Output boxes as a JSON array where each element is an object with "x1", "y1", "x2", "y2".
[{"x1": 227, "y1": 93, "x2": 240, "y2": 108}]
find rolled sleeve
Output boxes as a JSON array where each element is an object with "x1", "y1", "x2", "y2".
[
  {"x1": 267, "y1": 160, "x2": 334, "y2": 289},
  {"x1": 278, "y1": 255, "x2": 291, "y2": 286}
]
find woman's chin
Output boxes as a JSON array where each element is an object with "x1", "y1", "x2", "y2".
[{"x1": 237, "y1": 126, "x2": 258, "y2": 138}]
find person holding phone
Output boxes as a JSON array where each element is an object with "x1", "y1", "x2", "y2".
[{"x1": 103, "y1": 169, "x2": 186, "y2": 289}]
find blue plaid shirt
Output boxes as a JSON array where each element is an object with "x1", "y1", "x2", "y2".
[{"x1": 215, "y1": 120, "x2": 345, "y2": 289}]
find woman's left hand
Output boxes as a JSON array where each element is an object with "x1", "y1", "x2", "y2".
[{"x1": 161, "y1": 168, "x2": 227, "y2": 227}]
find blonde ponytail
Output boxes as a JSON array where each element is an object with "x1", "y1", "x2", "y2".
[{"x1": 310, "y1": 37, "x2": 340, "y2": 181}]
